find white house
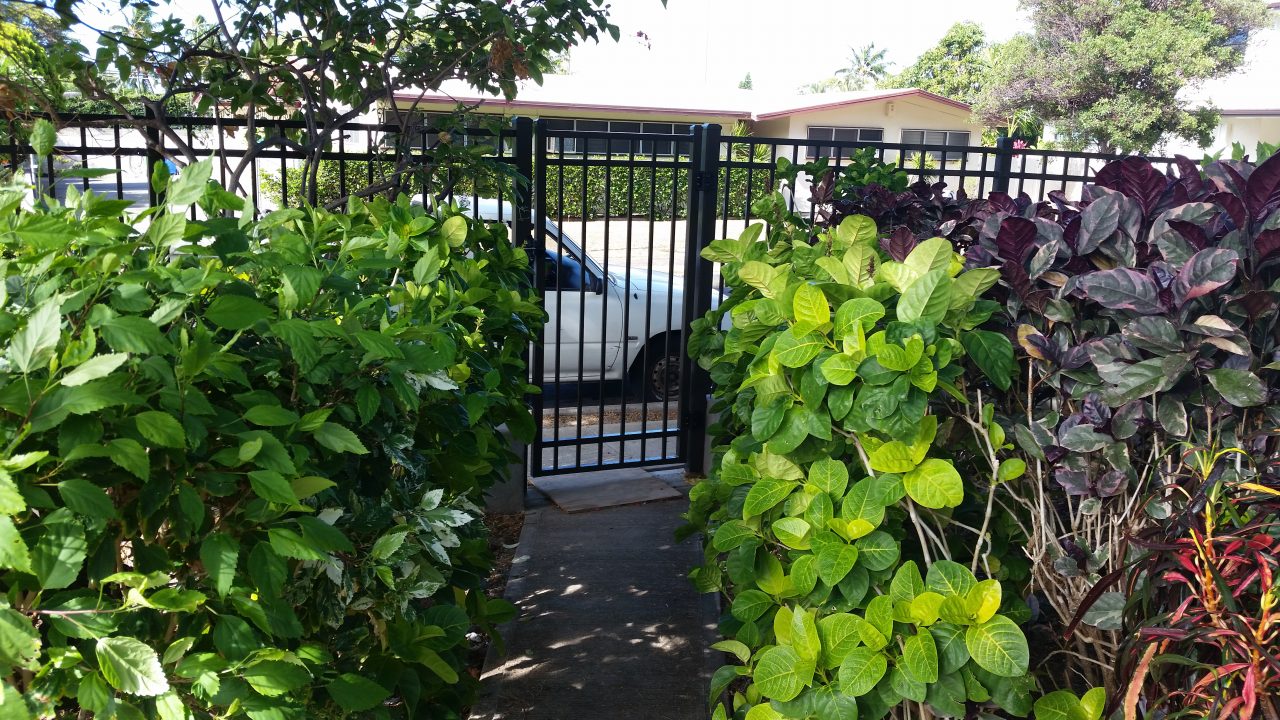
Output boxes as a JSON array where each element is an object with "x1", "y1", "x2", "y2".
[{"x1": 1164, "y1": 1, "x2": 1280, "y2": 158}]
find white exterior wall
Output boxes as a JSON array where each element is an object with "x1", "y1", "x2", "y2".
[{"x1": 758, "y1": 97, "x2": 982, "y2": 146}]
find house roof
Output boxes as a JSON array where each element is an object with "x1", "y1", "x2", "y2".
[
  {"x1": 391, "y1": 77, "x2": 970, "y2": 121},
  {"x1": 752, "y1": 89, "x2": 971, "y2": 119}
]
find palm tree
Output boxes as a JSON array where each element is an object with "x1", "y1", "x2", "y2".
[{"x1": 835, "y1": 43, "x2": 890, "y2": 91}]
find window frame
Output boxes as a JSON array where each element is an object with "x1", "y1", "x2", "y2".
[
  {"x1": 899, "y1": 129, "x2": 972, "y2": 163},
  {"x1": 545, "y1": 118, "x2": 686, "y2": 157},
  {"x1": 804, "y1": 126, "x2": 885, "y2": 159}
]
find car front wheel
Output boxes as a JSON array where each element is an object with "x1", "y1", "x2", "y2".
[{"x1": 642, "y1": 345, "x2": 681, "y2": 402}]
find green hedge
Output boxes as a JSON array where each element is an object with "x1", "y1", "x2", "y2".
[
  {"x1": 261, "y1": 157, "x2": 775, "y2": 220},
  {"x1": 0, "y1": 160, "x2": 542, "y2": 719}
]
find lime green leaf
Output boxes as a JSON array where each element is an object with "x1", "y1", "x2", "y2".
[
  {"x1": 30, "y1": 118, "x2": 56, "y2": 157},
  {"x1": 965, "y1": 616, "x2": 1030, "y2": 677},
  {"x1": 754, "y1": 646, "x2": 811, "y2": 702},
  {"x1": 817, "y1": 613, "x2": 864, "y2": 668},
  {"x1": 792, "y1": 283, "x2": 830, "y2": 333},
  {"x1": 0, "y1": 516, "x2": 33, "y2": 574},
  {"x1": 902, "y1": 632, "x2": 939, "y2": 683},
  {"x1": 440, "y1": 215, "x2": 469, "y2": 247},
  {"x1": 808, "y1": 458, "x2": 849, "y2": 496},
  {"x1": 834, "y1": 298, "x2": 886, "y2": 340},
  {"x1": 773, "y1": 329, "x2": 826, "y2": 368},
  {"x1": 731, "y1": 590, "x2": 773, "y2": 622},
  {"x1": 743, "y1": 479, "x2": 797, "y2": 518},
  {"x1": 790, "y1": 607, "x2": 821, "y2": 663},
  {"x1": 926, "y1": 560, "x2": 978, "y2": 597},
  {"x1": 821, "y1": 353, "x2": 860, "y2": 385},
  {"x1": 903, "y1": 458, "x2": 964, "y2": 509},
  {"x1": 968, "y1": 579, "x2": 1003, "y2": 624},
  {"x1": 817, "y1": 542, "x2": 860, "y2": 586},
  {"x1": 854, "y1": 531, "x2": 899, "y2": 571},
  {"x1": 165, "y1": 159, "x2": 212, "y2": 206},
  {"x1": 890, "y1": 560, "x2": 925, "y2": 603},
  {"x1": 837, "y1": 647, "x2": 887, "y2": 697},
  {"x1": 868, "y1": 440, "x2": 917, "y2": 473},
  {"x1": 1080, "y1": 688, "x2": 1107, "y2": 720},
  {"x1": 9, "y1": 300, "x2": 60, "y2": 374},
  {"x1": 242, "y1": 659, "x2": 310, "y2": 697},
  {"x1": 897, "y1": 269, "x2": 952, "y2": 324},
  {"x1": 1033, "y1": 690, "x2": 1089, "y2": 720},
  {"x1": 96, "y1": 636, "x2": 170, "y2": 696}
]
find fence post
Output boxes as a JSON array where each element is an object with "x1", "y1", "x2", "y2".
[
  {"x1": 528, "y1": 118, "x2": 548, "y2": 476},
  {"x1": 680, "y1": 123, "x2": 721, "y2": 476},
  {"x1": 144, "y1": 106, "x2": 164, "y2": 208},
  {"x1": 512, "y1": 117, "x2": 534, "y2": 251},
  {"x1": 992, "y1": 135, "x2": 1014, "y2": 195}
]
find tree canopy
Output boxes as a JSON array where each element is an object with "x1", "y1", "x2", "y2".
[
  {"x1": 883, "y1": 22, "x2": 989, "y2": 105},
  {"x1": 799, "y1": 43, "x2": 891, "y2": 94},
  {"x1": 14, "y1": 0, "x2": 617, "y2": 202},
  {"x1": 974, "y1": 0, "x2": 1271, "y2": 152}
]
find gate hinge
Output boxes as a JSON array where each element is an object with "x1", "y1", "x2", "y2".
[{"x1": 693, "y1": 170, "x2": 718, "y2": 191}]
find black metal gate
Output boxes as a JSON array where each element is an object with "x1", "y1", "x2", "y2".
[{"x1": 520, "y1": 121, "x2": 718, "y2": 476}]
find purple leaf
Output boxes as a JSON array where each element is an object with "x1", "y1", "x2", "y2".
[
  {"x1": 1258, "y1": 228, "x2": 1280, "y2": 259},
  {"x1": 1055, "y1": 469, "x2": 1090, "y2": 496},
  {"x1": 1205, "y1": 161, "x2": 1248, "y2": 196},
  {"x1": 880, "y1": 226, "x2": 917, "y2": 262},
  {"x1": 1095, "y1": 471, "x2": 1128, "y2": 498},
  {"x1": 1166, "y1": 220, "x2": 1209, "y2": 250},
  {"x1": 1078, "y1": 268, "x2": 1165, "y2": 314},
  {"x1": 1175, "y1": 155, "x2": 1206, "y2": 197},
  {"x1": 1173, "y1": 248, "x2": 1239, "y2": 307},
  {"x1": 1245, "y1": 151, "x2": 1280, "y2": 218},
  {"x1": 995, "y1": 216, "x2": 1038, "y2": 263},
  {"x1": 1076, "y1": 194, "x2": 1120, "y2": 255},
  {"x1": 988, "y1": 192, "x2": 1017, "y2": 214},
  {"x1": 1081, "y1": 393, "x2": 1112, "y2": 428},
  {"x1": 1096, "y1": 157, "x2": 1167, "y2": 215},
  {"x1": 1209, "y1": 191, "x2": 1248, "y2": 230}
]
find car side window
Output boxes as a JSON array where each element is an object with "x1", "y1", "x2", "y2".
[{"x1": 543, "y1": 231, "x2": 587, "y2": 291}]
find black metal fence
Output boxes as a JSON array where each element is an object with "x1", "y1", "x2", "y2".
[{"x1": 3, "y1": 113, "x2": 1175, "y2": 475}]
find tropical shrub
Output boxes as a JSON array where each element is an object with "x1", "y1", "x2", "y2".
[
  {"x1": 684, "y1": 192, "x2": 1057, "y2": 718},
  {"x1": 0, "y1": 160, "x2": 541, "y2": 719},
  {"x1": 907, "y1": 150, "x2": 1280, "y2": 709}
]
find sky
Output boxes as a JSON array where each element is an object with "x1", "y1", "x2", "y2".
[
  {"x1": 71, "y1": 0, "x2": 1031, "y2": 94},
  {"x1": 564, "y1": 0, "x2": 1029, "y2": 93}
]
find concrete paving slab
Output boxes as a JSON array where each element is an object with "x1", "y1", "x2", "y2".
[
  {"x1": 531, "y1": 467, "x2": 681, "y2": 513},
  {"x1": 470, "y1": 475, "x2": 716, "y2": 720}
]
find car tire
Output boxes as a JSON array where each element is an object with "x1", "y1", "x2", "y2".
[{"x1": 641, "y1": 342, "x2": 682, "y2": 402}]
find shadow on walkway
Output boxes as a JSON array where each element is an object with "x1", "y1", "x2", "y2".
[{"x1": 470, "y1": 471, "x2": 716, "y2": 720}]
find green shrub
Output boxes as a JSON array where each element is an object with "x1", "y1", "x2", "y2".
[
  {"x1": 683, "y1": 194, "x2": 1056, "y2": 718},
  {"x1": 0, "y1": 160, "x2": 542, "y2": 719}
]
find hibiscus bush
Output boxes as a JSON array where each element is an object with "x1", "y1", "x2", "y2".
[{"x1": 0, "y1": 160, "x2": 541, "y2": 719}]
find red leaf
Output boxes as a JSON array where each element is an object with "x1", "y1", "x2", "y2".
[
  {"x1": 996, "y1": 216, "x2": 1038, "y2": 262},
  {"x1": 1245, "y1": 151, "x2": 1280, "y2": 218},
  {"x1": 1209, "y1": 191, "x2": 1248, "y2": 229}
]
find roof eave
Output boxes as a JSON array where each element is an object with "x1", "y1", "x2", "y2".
[
  {"x1": 753, "y1": 89, "x2": 972, "y2": 121},
  {"x1": 391, "y1": 93, "x2": 752, "y2": 120}
]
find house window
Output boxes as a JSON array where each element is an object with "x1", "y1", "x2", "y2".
[
  {"x1": 805, "y1": 126, "x2": 884, "y2": 158},
  {"x1": 546, "y1": 118, "x2": 685, "y2": 156},
  {"x1": 900, "y1": 129, "x2": 971, "y2": 162}
]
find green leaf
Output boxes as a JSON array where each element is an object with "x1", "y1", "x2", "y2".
[
  {"x1": 244, "y1": 404, "x2": 300, "y2": 427},
  {"x1": 206, "y1": 295, "x2": 272, "y2": 331},
  {"x1": 790, "y1": 607, "x2": 821, "y2": 663},
  {"x1": 440, "y1": 215, "x2": 469, "y2": 247},
  {"x1": 371, "y1": 527, "x2": 411, "y2": 560},
  {"x1": 890, "y1": 561, "x2": 925, "y2": 603},
  {"x1": 135, "y1": 411, "x2": 186, "y2": 448},
  {"x1": 965, "y1": 616, "x2": 1030, "y2": 677},
  {"x1": 926, "y1": 560, "x2": 978, "y2": 597},
  {"x1": 754, "y1": 646, "x2": 810, "y2": 702},
  {"x1": 96, "y1": 636, "x2": 170, "y2": 696},
  {"x1": 897, "y1": 269, "x2": 952, "y2": 324},
  {"x1": 792, "y1": 283, "x2": 830, "y2": 333},
  {"x1": 821, "y1": 353, "x2": 860, "y2": 386},
  {"x1": 817, "y1": 542, "x2": 860, "y2": 586},
  {"x1": 0, "y1": 516, "x2": 33, "y2": 574},
  {"x1": 730, "y1": 590, "x2": 773, "y2": 622},
  {"x1": 930, "y1": 623, "x2": 971, "y2": 674},
  {"x1": 868, "y1": 441, "x2": 917, "y2": 473},
  {"x1": 902, "y1": 631, "x2": 939, "y2": 683},
  {"x1": 32, "y1": 510, "x2": 86, "y2": 589},
  {"x1": 854, "y1": 531, "x2": 899, "y2": 571},
  {"x1": 773, "y1": 329, "x2": 826, "y2": 368},
  {"x1": 58, "y1": 479, "x2": 118, "y2": 520},
  {"x1": 30, "y1": 118, "x2": 56, "y2": 157},
  {"x1": 808, "y1": 458, "x2": 849, "y2": 496},
  {"x1": 903, "y1": 458, "x2": 964, "y2": 509},
  {"x1": 327, "y1": 673, "x2": 391, "y2": 712},
  {"x1": 165, "y1": 159, "x2": 213, "y2": 206},
  {"x1": 199, "y1": 533, "x2": 238, "y2": 598},
  {"x1": 1206, "y1": 368, "x2": 1267, "y2": 407},
  {"x1": 817, "y1": 613, "x2": 864, "y2": 668},
  {"x1": 834, "y1": 298, "x2": 886, "y2": 340},
  {"x1": 772, "y1": 517, "x2": 811, "y2": 549},
  {"x1": 100, "y1": 316, "x2": 169, "y2": 355},
  {"x1": 1034, "y1": 690, "x2": 1090, "y2": 720},
  {"x1": 836, "y1": 647, "x2": 887, "y2": 697},
  {"x1": 1081, "y1": 591, "x2": 1125, "y2": 631},
  {"x1": 743, "y1": 479, "x2": 796, "y2": 518},
  {"x1": 0, "y1": 608, "x2": 40, "y2": 673},
  {"x1": 248, "y1": 470, "x2": 300, "y2": 505},
  {"x1": 242, "y1": 659, "x2": 311, "y2": 697},
  {"x1": 9, "y1": 301, "x2": 60, "y2": 374},
  {"x1": 313, "y1": 422, "x2": 369, "y2": 454},
  {"x1": 1080, "y1": 688, "x2": 1107, "y2": 720},
  {"x1": 62, "y1": 353, "x2": 130, "y2": 386},
  {"x1": 961, "y1": 330, "x2": 1014, "y2": 391}
]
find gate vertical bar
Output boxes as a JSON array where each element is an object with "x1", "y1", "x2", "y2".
[
  {"x1": 680, "y1": 123, "x2": 720, "y2": 475},
  {"x1": 529, "y1": 119, "x2": 548, "y2": 475},
  {"x1": 512, "y1": 117, "x2": 535, "y2": 479},
  {"x1": 144, "y1": 107, "x2": 164, "y2": 208}
]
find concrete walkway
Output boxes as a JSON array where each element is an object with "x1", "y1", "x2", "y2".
[{"x1": 470, "y1": 469, "x2": 717, "y2": 720}]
